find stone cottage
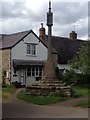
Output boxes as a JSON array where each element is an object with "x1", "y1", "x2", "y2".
[{"x1": 0, "y1": 30, "x2": 49, "y2": 86}]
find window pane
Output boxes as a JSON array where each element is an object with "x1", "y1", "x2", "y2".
[
  {"x1": 39, "y1": 71, "x2": 42, "y2": 76},
  {"x1": 32, "y1": 67, "x2": 35, "y2": 76},
  {"x1": 27, "y1": 44, "x2": 31, "y2": 54},
  {"x1": 27, "y1": 44, "x2": 36, "y2": 55},
  {"x1": 39, "y1": 67, "x2": 42, "y2": 71},
  {"x1": 32, "y1": 72, "x2": 35, "y2": 76},
  {"x1": 27, "y1": 67, "x2": 31, "y2": 76},
  {"x1": 32, "y1": 44, "x2": 36, "y2": 55},
  {"x1": 32, "y1": 67, "x2": 35, "y2": 71},
  {"x1": 32, "y1": 44, "x2": 35, "y2": 50},
  {"x1": 39, "y1": 67, "x2": 42, "y2": 76},
  {"x1": 36, "y1": 68, "x2": 38, "y2": 76}
]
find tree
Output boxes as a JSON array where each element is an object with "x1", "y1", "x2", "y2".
[{"x1": 70, "y1": 41, "x2": 90, "y2": 75}]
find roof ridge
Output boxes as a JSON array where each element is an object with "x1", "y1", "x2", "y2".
[
  {"x1": 0, "y1": 29, "x2": 32, "y2": 36},
  {"x1": 45, "y1": 34, "x2": 85, "y2": 41},
  {"x1": 8, "y1": 29, "x2": 32, "y2": 35}
]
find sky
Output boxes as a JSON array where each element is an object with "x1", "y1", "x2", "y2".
[{"x1": 0, "y1": 0, "x2": 89, "y2": 40}]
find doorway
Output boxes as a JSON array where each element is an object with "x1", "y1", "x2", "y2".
[{"x1": 19, "y1": 68, "x2": 26, "y2": 86}]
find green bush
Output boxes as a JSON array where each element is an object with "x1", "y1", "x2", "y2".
[
  {"x1": 76, "y1": 74, "x2": 89, "y2": 86},
  {"x1": 62, "y1": 70, "x2": 88, "y2": 86},
  {"x1": 55, "y1": 67, "x2": 63, "y2": 80},
  {"x1": 62, "y1": 70, "x2": 78, "y2": 85},
  {"x1": 55, "y1": 67, "x2": 88, "y2": 86},
  {"x1": 70, "y1": 88, "x2": 79, "y2": 98}
]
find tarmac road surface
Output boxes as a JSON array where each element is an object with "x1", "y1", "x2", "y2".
[{"x1": 2, "y1": 100, "x2": 88, "y2": 119}]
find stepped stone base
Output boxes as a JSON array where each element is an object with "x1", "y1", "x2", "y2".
[{"x1": 26, "y1": 77, "x2": 71, "y2": 97}]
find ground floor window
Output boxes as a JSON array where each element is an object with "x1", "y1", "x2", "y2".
[{"x1": 27, "y1": 66, "x2": 43, "y2": 77}]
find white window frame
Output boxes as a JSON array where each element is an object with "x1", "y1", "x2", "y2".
[
  {"x1": 26, "y1": 43, "x2": 36, "y2": 56},
  {"x1": 27, "y1": 67, "x2": 43, "y2": 77}
]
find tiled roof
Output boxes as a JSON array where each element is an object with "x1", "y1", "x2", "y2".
[
  {"x1": 0, "y1": 30, "x2": 86, "y2": 64},
  {"x1": 0, "y1": 30, "x2": 31, "y2": 49},
  {"x1": 0, "y1": 30, "x2": 57, "y2": 54},
  {"x1": 44, "y1": 35, "x2": 86, "y2": 64}
]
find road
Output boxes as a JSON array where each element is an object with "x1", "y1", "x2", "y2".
[{"x1": 2, "y1": 100, "x2": 88, "y2": 119}]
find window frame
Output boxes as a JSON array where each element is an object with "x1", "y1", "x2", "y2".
[
  {"x1": 27, "y1": 67, "x2": 43, "y2": 77},
  {"x1": 26, "y1": 43, "x2": 36, "y2": 56}
]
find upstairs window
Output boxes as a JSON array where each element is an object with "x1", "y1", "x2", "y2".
[{"x1": 27, "y1": 44, "x2": 36, "y2": 55}]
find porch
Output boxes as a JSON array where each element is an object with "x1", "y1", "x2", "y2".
[{"x1": 12, "y1": 59, "x2": 44, "y2": 87}]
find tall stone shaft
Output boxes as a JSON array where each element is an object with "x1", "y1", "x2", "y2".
[
  {"x1": 47, "y1": 1, "x2": 53, "y2": 60},
  {"x1": 44, "y1": 1, "x2": 56, "y2": 79}
]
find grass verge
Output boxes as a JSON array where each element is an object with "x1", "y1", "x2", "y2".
[
  {"x1": 72, "y1": 86, "x2": 88, "y2": 97},
  {"x1": 2, "y1": 84, "x2": 17, "y2": 94},
  {"x1": 17, "y1": 92, "x2": 68, "y2": 105},
  {"x1": 75, "y1": 100, "x2": 90, "y2": 108},
  {"x1": 2, "y1": 84, "x2": 17, "y2": 100}
]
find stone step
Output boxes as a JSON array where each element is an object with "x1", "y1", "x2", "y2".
[
  {"x1": 26, "y1": 79, "x2": 71, "y2": 96},
  {"x1": 41, "y1": 80, "x2": 63, "y2": 84},
  {"x1": 32, "y1": 83, "x2": 66, "y2": 86}
]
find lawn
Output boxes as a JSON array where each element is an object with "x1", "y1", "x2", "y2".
[
  {"x1": 2, "y1": 84, "x2": 17, "y2": 94},
  {"x1": 72, "y1": 86, "x2": 88, "y2": 97},
  {"x1": 17, "y1": 85, "x2": 89, "y2": 105},
  {"x1": 1, "y1": 84, "x2": 89, "y2": 106},
  {"x1": 17, "y1": 91, "x2": 68, "y2": 105},
  {"x1": 75, "y1": 100, "x2": 90, "y2": 108},
  {"x1": 2, "y1": 84, "x2": 17, "y2": 100}
]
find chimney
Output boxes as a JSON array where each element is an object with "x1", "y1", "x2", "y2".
[
  {"x1": 39, "y1": 23, "x2": 45, "y2": 40},
  {"x1": 69, "y1": 31, "x2": 77, "y2": 39}
]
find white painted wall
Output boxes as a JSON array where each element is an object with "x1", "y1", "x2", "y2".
[
  {"x1": 58, "y1": 64, "x2": 70, "y2": 70},
  {"x1": 11, "y1": 65, "x2": 19, "y2": 82},
  {"x1": 11, "y1": 32, "x2": 48, "y2": 61},
  {"x1": 11, "y1": 31, "x2": 47, "y2": 85},
  {"x1": 26, "y1": 77, "x2": 36, "y2": 86}
]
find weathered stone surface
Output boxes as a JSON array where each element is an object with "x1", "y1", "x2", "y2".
[
  {"x1": 0, "y1": 49, "x2": 11, "y2": 84},
  {"x1": 44, "y1": 60, "x2": 56, "y2": 78},
  {"x1": 0, "y1": 50, "x2": 2, "y2": 83},
  {"x1": 26, "y1": 78, "x2": 71, "y2": 96}
]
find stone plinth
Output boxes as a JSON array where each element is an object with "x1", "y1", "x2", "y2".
[
  {"x1": 26, "y1": 57, "x2": 71, "y2": 97},
  {"x1": 26, "y1": 79, "x2": 71, "y2": 96}
]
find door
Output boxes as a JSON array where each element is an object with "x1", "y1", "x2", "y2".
[{"x1": 19, "y1": 68, "x2": 26, "y2": 85}]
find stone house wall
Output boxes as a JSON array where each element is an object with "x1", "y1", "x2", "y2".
[
  {"x1": 0, "y1": 50, "x2": 2, "y2": 83},
  {"x1": 0, "y1": 49, "x2": 11, "y2": 84}
]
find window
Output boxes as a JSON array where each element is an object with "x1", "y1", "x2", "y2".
[
  {"x1": 36, "y1": 68, "x2": 39, "y2": 76},
  {"x1": 32, "y1": 68, "x2": 35, "y2": 76},
  {"x1": 39, "y1": 68, "x2": 42, "y2": 76},
  {"x1": 27, "y1": 67, "x2": 43, "y2": 77},
  {"x1": 27, "y1": 44, "x2": 36, "y2": 55},
  {"x1": 27, "y1": 67, "x2": 31, "y2": 76}
]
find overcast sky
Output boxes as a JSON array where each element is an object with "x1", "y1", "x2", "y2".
[{"x1": 0, "y1": 0, "x2": 89, "y2": 40}]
